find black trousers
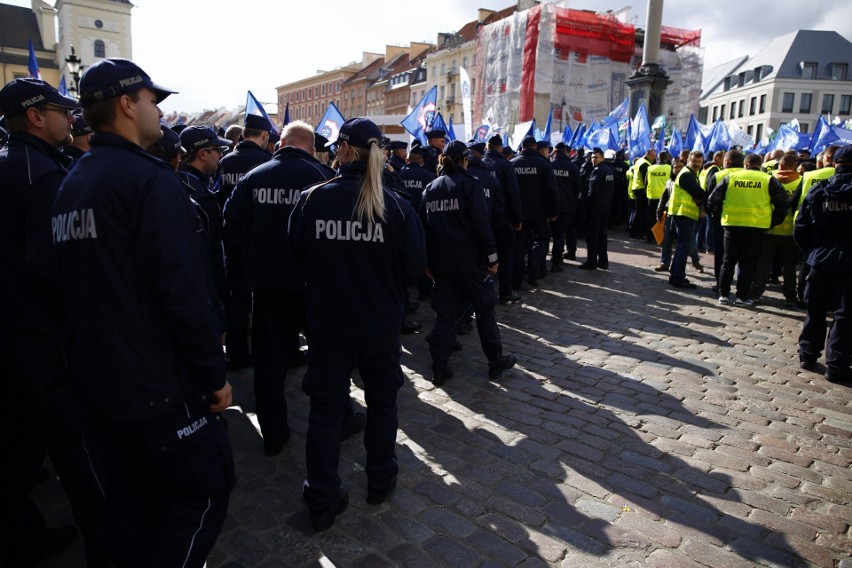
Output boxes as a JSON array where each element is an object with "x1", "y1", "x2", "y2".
[
  {"x1": 494, "y1": 224, "x2": 516, "y2": 298},
  {"x1": 549, "y1": 213, "x2": 570, "y2": 266},
  {"x1": 750, "y1": 235, "x2": 799, "y2": 301},
  {"x1": 799, "y1": 267, "x2": 852, "y2": 375},
  {"x1": 585, "y1": 208, "x2": 610, "y2": 267},
  {"x1": 225, "y1": 289, "x2": 252, "y2": 361},
  {"x1": 630, "y1": 190, "x2": 648, "y2": 238},
  {"x1": 719, "y1": 227, "x2": 765, "y2": 299}
]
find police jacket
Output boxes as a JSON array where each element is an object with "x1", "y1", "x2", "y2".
[
  {"x1": 423, "y1": 145, "x2": 441, "y2": 176},
  {"x1": 223, "y1": 145, "x2": 334, "y2": 293},
  {"x1": 609, "y1": 159, "x2": 629, "y2": 201},
  {"x1": 466, "y1": 157, "x2": 506, "y2": 227},
  {"x1": 707, "y1": 168, "x2": 788, "y2": 228},
  {"x1": 551, "y1": 153, "x2": 581, "y2": 214},
  {"x1": 288, "y1": 160, "x2": 426, "y2": 334},
  {"x1": 217, "y1": 139, "x2": 271, "y2": 207},
  {"x1": 178, "y1": 165, "x2": 226, "y2": 300},
  {"x1": 0, "y1": 132, "x2": 70, "y2": 385},
  {"x1": 511, "y1": 149, "x2": 558, "y2": 220},
  {"x1": 582, "y1": 162, "x2": 615, "y2": 212},
  {"x1": 389, "y1": 153, "x2": 406, "y2": 173},
  {"x1": 52, "y1": 132, "x2": 226, "y2": 422},
  {"x1": 420, "y1": 168, "x2": 497, "y2": 276},
  {"x1": 794, "y1": 167, "x2": 852, "y2": 272},
  {"x1": 482, "y1": 149, "x2": 523, "y2": 226},
  {"x1": 398, "y1": 162, "x2": 436, "y2": 213},
  {"x1": 61, "y1": 144, "x2": 86, "y2": 169}
]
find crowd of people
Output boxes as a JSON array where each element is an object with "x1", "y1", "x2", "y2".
[{"x1": 1, "y1": 57, "x2": 850, "y2": 566}]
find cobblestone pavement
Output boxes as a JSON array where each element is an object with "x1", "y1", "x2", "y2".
[{"x1": 36, "y1": 236, "x2": 851, "y2": 567}]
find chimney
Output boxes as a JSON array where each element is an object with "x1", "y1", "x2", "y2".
[{"x1": 478, "y1": 9, "x2": 495, "y2": 23}]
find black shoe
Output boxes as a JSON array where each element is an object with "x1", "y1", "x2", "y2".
[
  {"x1": 288, "y1": 350, "x2": 307, "y2": 369},
  {"x1": 512, "y1": 281, "x2": 526, "y2": 291},
  {"x1": 598, "y1": 262, "x2": 609, "y2": 269},
  {"x1": 366, "y1": 476, "x2": 397, "y2": 505},
  {"x1": 488, "y1": 355, "x2": 517, "y2": 379},
  {"x1": 457, "y1": 320, "x2": 473, "y2": 335},
  {"x1": 432, "y1": 368, "x2": 454, "y2": 386},
  {"x1": 525, "y1": 277, "x2": 538, "y2": 288},
  {"x1": 310, "y1": 490, "x2": 349, "y2": 532},
  {"x1": 418, "y1": 290, "x2": 432, "y2": 301},
  {"x1": 264, "y1": 428, "x2": 291, "y2": 457},
  {"x1": 499, "y1": 294, "x2": 523, "y2": 305},
  {"x1": 799, "y1": 357, "x2": 817, "y2": 371},
  {"x1": 577, "y1": 263, "x2": 597, "y2": 270},
  {"x1": 825, "y1": 367, "x2": 852, "y2": 383},
  {"x1": 669, "y1": 279, "x2": 697, "y2": 289},
  {"x1": 401, "y1": 320, "x2": 422, "y2": 334},
  {"x1": 563, "y1": 252, "x2": 577, "y2": 260},
  {"x1": 405, "y1": 300, "x2": 420, "y2": 314},
  {"x1": 1, "y1": 525, "x2": 79, "y2": 568},
  {"x1": 550, "y1": 263, "x2": 563, "y2": 273},
  {"x1": 341, "y1": 412, "x2": 365, "y2": 441},
  {"x1": 226, "y1": 355, "x2": 252, "y2": 371}
]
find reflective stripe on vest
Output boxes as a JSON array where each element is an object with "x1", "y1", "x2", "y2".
[
  {"x1": 767, "y1": 177, "x2": 800, "y2": 236},
  {"x1": 721, "y1": 169, "x2": 773, "y2": 229},
  {"x1": 647, "y1": 164, "x2": 671, "y2": 199},
  {"x1": 668, "y1": 168, "x2": 701, "y2": 221}
]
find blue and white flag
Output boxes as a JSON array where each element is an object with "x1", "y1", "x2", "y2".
[
  {"x1": 58, "y1": 75, "x2": 68, "y2": 96},
  {"x1": 542, "y1": 107, "x2": 553, "y2": 141},
  {"x1": 629, "y1": 103, "x2": 652, "y2": 156},
  {"x1": 570, "y1": 123, "x2": 585, "y2": 148},
  {"x1": 602, "y1": 97, "x2": 629, "y2": 127},
  {"x1": 28, "y1": 39, "x2": 41, "y2": 79},
  {"x1": 809, "y1": 115, "x2": 831, "y2": 154},
  {"x1": 684, "y1": 114, "x2": 700, "y2": 152},
  {"x1": 667, "y1": 128, "x2": 682, "y2": 156},
  {"x1": 283, "y1": 102, "x2": 291, "y2": 126},
  {"x1": 561, "y1": 124, "x2": 573, "y2": 145},
  {"x1": 706, "y1": 119, "x2": 731, "y2": 153},
  {"x1": 447, "y1": 115, "x2": 457, "y2": 141},
  {"x1": 246, "y1": 90, "x2": 279, "y2": 136},
  {"x1": 401, "y1": 86, "x2": 437, "y2": 145},
  {"x1": 474, "y1": 124, "x2": 491, "y2": 143},
  {"x1": 316, "y1": 102, "x2": 346, "y2": 144},
  {"x1": 654, "y1": 130, "x2": 665, "y2": 154},
  {"x1": 432, "y1": 112, "x2": 449, "y2": 137}
]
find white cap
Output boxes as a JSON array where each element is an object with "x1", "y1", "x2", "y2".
[{"x1": 603, "y1": 149, "x2": 616, "y2": 160}]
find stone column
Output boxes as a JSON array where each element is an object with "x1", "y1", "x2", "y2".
[{"x1": 626, "y1": 0, "x2": 671, "y2": 118}]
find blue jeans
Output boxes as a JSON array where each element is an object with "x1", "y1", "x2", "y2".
[{"x1": 670, "y1": 216, "x2": 696, "y2": 283}]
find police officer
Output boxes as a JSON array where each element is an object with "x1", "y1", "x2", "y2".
[
  {"x1": 398, "y1": 143, "x2": 435, "y2": 212},
  {"x1": 646, "y1": 151, "x2": 671, "y2": 235},
  {"x1": 423, "y1": 126, "x2": 446, "y2": 174},
  {"x1": 512, "y1": 135, "x2": 557, "y2": 286},
  {"x1": 629, "y1": 148, "x2": 656, "y2": 239},
  {"x1": 550, "y1": 142, "x2": 581, "y2": 271},
  {"x1": 223, "y1": 120, "x2": 352, "y2": 456},
  {"x1": 708, "y1": 152, "x2": 789, "y2": 306},
  {"x1": 0, "y1": 77, "x2": 109, "y2": 567},
  {"x1": 288, "y1": 118, "x2": 426, "y2": 531},
  {"x1": 420, "y1": 139, "x2": 516, "y2": 386},
  {"x1": 388, "y1": 140, "x2": 408, "y2": 172},
  {"x1": 52, "y1": 58, "x2": 235, "y2": 566},
  {"x1": 706, "y1": 150, "x2": 745, "y2": 289},
  {"x1": 62, "y1": 109, "x2": 92, "y2": 164},
  {"x1": 217, "y1": 115, "x2": 273, "y2": 371},
  {"x1": 482, "y1": 134, "x2": 523, "y2": 303},
  {"x1": 666, "y1": 150, "x2": 704, "y2": 288},
  {"x1": 579, "y1": 148, "x2": 615, "y2": 270},
  {"x1": 795, "y1": 144, "x2": 852, "y2": 382}
]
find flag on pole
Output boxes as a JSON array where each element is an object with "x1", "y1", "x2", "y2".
[
  {"x1": 447, "y1": 115, "x2": 457, "y2": 141},
  {"x1": 431, "y1": 112, "x2": 449, "y2": 137},
  {"x1": 561, "y1": 124, "x2": 573, "y2": 145},
  {"x1": 28, "y1": 39, "x2": 41, "y2": 79},
  {"x1": 706, "y1": 119, "x2": 732, "y2": 153},
  {"x1": 602, "y1": 97, "x2": 629, "y2": 127},
  {"x1": 809, "y1": 115, "x2": 831, "y2": 154},
  {"x1": 667, "y1": 128, "x2": 682, "y2": 156},
  {"x1": 569, "y1": 123, "x2": 585, "y2": 148},
  {"x1": 283, "y1": 102, "x2": 291, "y2": 126},
  {"x1": 684, "y1": 114, "x2": 700, "y2": 152},
  {"x1": 401, "y1": 86, "x2": 437, "y2": 145},
  {"x1": 460, "y1": 67, "x2": 473, "y2": 142},
  {"x1": 245, "y1": 90, "x2": 279, "y2": 136},
  {"x1": 315, "y1": 102, "x2": 346, "y2": 144},
  {"x1": 629, "y1": 103, "x2": 652, "y2": 156},
  {"x1": 58, "y1": 75, "x2": 68, "y2": 96},
  {"x1": 542, "y1": 107, "x2": 553, "y2": 141},
  {"x1": 654, "y1": 130, "x2": 665, "y2": 154}
]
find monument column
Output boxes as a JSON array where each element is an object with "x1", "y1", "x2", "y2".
[{"x1": 626, "y1": 0, "x2": 671, "y2": 118}]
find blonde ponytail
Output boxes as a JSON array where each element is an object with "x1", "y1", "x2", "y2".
[{"x1": 354, "y1": 139, "x2": 387, "y2": 225}]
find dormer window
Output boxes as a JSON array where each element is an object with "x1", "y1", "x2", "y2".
[
  {"x1": 830, "y1": 63, "x2": 848, "y2": 81},
  {"x1": 801, "y1": 62, "x2": 817, "y2": 79}
]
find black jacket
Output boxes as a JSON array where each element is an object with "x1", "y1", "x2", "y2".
[
  {"x1": 511, "y1": 149, "x2": 558, "y2": 220},
  {"x1": 794, "y1": 167, "x2": 852, "y2": 272}
]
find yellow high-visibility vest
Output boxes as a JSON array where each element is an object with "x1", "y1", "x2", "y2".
[{"x1": 721, "y1": 169, "x2": 773, "y2": 229}]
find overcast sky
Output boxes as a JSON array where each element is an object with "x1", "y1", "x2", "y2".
[{"x1": 9, "y1": 0, "x2": 852, "y2": 113}]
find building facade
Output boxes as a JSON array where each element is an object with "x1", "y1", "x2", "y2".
[{"x1": 275, "y1": 61, "x2": 365, "y2": 127}]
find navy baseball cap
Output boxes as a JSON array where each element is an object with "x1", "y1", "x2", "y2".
[
  {"x1": 0, "y1": 78, "x2": 78, "y2": 118},
  {"x1": 426, "y1": 128, "x2": 447, "y2": 140},
  {"x1": 329, "y1": 117, "x2": 382, "y2": 148},
  {"x1": 152, "y1": 123, "x2": 185, "y2": 160},
  {"x1": 244, "y1": 113, "x2": 272, "y2": 131},
  {"x1": 466, "y1": 141, "x2": 486, "y2": 154},
  {"x1": 70, "y1": 110, "x2": 92, "y2": 136},
  {"x1": 833, "y1": 145, "x2": 852, "y2": 164},
  {"x1": 442, "y1": 140, "x2": 468, "y2": 159},
  {"x1": 487, "y1": 134, "x2": 503, "y2": 146},
  {"x1": 522, "y1": 136, "x2": 537, "y2": 148},
  {"x1": 179, "y1": 125, "x2": 231, "y2": 152},
  {"x1": 78, "y1": 58, "x2": 176, "y2": 108}
]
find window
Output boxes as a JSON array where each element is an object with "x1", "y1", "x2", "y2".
[
  {"x1": 94, "y1": 39, "x2": 105, "y2": 58},
  {"x1": 822, "y1": 94, "x2": 835, "y2": 114},
  {"x1": 759, "y1": 94, "x2": 766, "y2": 113},
  {"x1": 720, "y1": 104, "x2": 726, "y2": 118},
  {"x1": 749, "y1": 97, "x2": 756, "y2": 115},
  {"x1": 336, "y1": 81, "x2": 341, "y2": 93},
  {"x1": 840, "y1": 95, "x2": 852, "y2": 115},
  {"x1": 800, "y1": 122, "x2": 809, "y2": 133},
  {"x1": 358, "y1": 88, "x2": 362, "y2": 98},
  {"x1": 440, "y1": 63, "x2": 445, "y2": 75},
  {"x1": 738, "y1": 100, "x2": 744, "y2": 118},
  {"x1": 802, "y1": 62, "x2": 817, "y2": 79},
  {"x1": 756, "y1": 123, "x2": 763, "y2": 141},
  {"x1": 800, "y1": 93, "x2": 812, "y2": 114},
  {"x1": 831, "y1": 63, "x2": 848, "y2": 81},
  {"x1": 463, "y1": 56, "x2": 468, "y2": 68},
  {"x1": 781, "y1": 92, "x2": 794, "y2": 113},
  {"x1": 712, "y1": 106, "x2": 718, "y2": 121},
  {"x1": 439, "y1": 85, "x2": 445, "y2": 100},
  {"x1": 321, "y1": 85, "x2": 326, "y2": 96},
  {"x1": 729, "y1": 103, "x2": 735, "y2": 119},
  {"x1": 747, "y1": 125, "x2": 753, "y2": 135}
]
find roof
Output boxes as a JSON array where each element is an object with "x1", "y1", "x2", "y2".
[
  {"x1": 0, "y1": 4, "x2": 48, "y2": 50},
  {"x1": 700, "y1": 56, "x2": 748, "y2": 100},
  {"x1": 343, "y1": 57, "x2": 386, "y2": 85},
  {"x1": 438, "y1": 5, "x2": 516, "y2": 50},
  {"x1": 703, "y1": 30, "x2": 852, "y2": 99}
]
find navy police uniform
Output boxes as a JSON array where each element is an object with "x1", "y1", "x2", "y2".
[
  {"x1": 511, "y1": 141, "x2": 558, "y2": 283},
  {"x1": 223, "y1": 145, "x2": 334, "y2": 452},
  {"x1": 53, "y1": 62, "x2": 235, "y2": 566},
  {"x1": 398, "y1": 158, "x2": 436, "y2": 213},
  {"x1": 288, "y1": 121, "x2": 426, "y2": 527},
  {"x1": 795, "y1": 148, "x2": 852, "y2": 382},
  {"x1": 482, "y1": 143, "x2": 523, "y2": 299},
  {"x1": 550, "y1": 149, "x2": 581, "y2": 268},
  {"x1": 581, "y1": 155, "x2": 615, "y2": 269}
]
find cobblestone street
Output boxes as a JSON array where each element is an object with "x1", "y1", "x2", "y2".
[{"x1": 37, "y1": 236, "x2": 852, "y2": 567}]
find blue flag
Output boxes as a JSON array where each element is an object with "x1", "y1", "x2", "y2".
[
  {"x1": 629, "y1": 103, "x2": 652, "y2": 156},
  {"x1": 283, "y1": 102, "x2": 291, "y2": 126},
  {"x1": 502, "y1": 132, "x2": 509, "y2": 148},
  {"x1": 28, "y1": 39, "x2": 40, "y2": 79},
  {"x1": 795, "y1": 132, "x2": 811, "y2": 151},
  {"x1": 706, "y1": 119, "x2": 731, "y2": 153},
  {"x1": 246, "y1": 90, "x2": 279, "y2": 136},
  {"x1": 447, "y1": 115, "x2": 456, "y2": 141},
  {"x1": 586, "y1": 123, "x2": 609, "y2": 149},
  {"x1": 602, "y1": 97, "x2": 629, "y2": 127},
  {"x1": 570, "y1": 123, "x2": 585, "y2": 148},
  {"x1": 809, "y1": 115, "x2": 831, "y2": 154},
  {"x1": 432, "y1": 112, "x2": 449, "y2": 137},
  {"x1": 607, "y1": 122, "x2": 620, "y2": 151},
  {"x1": 561, "y1": 124, "x2": 573, "y2": 145},
  {"x1": 58, "y1": 75, "x2": 68, "y2": 96},
  {"x1": 474, "y1": 124, "x2": 490, "y2": 143},
  {"x1": 401, "y1": 86, "x2": 437, "y2": 145},
  {"x1": 542, "y1": 107, "x2": 553, "y2": 141},
  {"x1": 685, "y1": 114, "x2": 700, "y2": 152},
  {"x1": 667, "y1": 128, "x2": 683, "y2": 156},
  {"x1": 316, "y1": 102, "x2": 346, "y2": 143},
  {"x1": 654, "y1": 130, "x2": 665, "y2": 154},
  {"x1": 582, "y1": 122, "x2": 600, "y2": 149},
  {"x1": 772, "y1": 124, "x2": 801, "y2": 151}
]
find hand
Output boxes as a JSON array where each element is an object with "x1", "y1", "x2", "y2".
[
  {"x1": 220, "y1": 332, "x2": 227, "y2": 346},
  {"x1": 513, "y1": 223, "x2": 523, "y2": 231},
  {"x1": 548, "y1": 216, "x2": 557, "y2": 222},
  {"x1": 425, "y1": 267, "x2": 433, "y2": 279},
  {"x1": 488, "y1": 263, "x2": 499, "y2": 275},
  {"x1": 209, "y1": 381, "x2": 233, "y2": 412}
]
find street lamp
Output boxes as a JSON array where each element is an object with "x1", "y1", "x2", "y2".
[{"x1": 64, "y1": 46, "x2": 83, "y2": 98}]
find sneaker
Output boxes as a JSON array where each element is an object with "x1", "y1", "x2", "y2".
[
  {"x1": 718, "y1": 295, "x2": 731, "y2": 305},
  {"x1": 653, "y1": 264, "x2": 669, "y2": 272},
  {"x1": 488, "y1": 355, "x2": 517, "y2": 379},
  {"x1": 733, "y1": 298, "x2": 755, "y2": 307}
]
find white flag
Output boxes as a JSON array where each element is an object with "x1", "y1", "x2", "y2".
[{"x1": 460, "y1": 67, "x2": 473, "y2": 143}]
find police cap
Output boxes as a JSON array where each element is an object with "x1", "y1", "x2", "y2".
[
  {"x1": 466, "y1": 141, "x2": 486, "y2": 154},
  {"x1": 152, "y1": 123, "x2": 185, "y2": 160},
  {"x1": 244, "y1": 113, "x2": 271, "y2": 131},
  {"x1": 522, "y1": 136, "x2": 537, "y2": 148},
  {"x1": 604, "y1": 149, "x2": 616, "y2": 160},
  {"x1": 179, "y1": 125, "x2": 231, "y2": 152},
  {"x1": 70, "y1": 109, "x2": 92, "y2": 136},
  {"x1": 389, "y1": 140, "x2": 408, "y2": 151},
  {"x1": 442, "y1": 140, "x2": 468, "y2": 159},
  {"x1": 0, "y1": 78, "x2": 79, "y2": 118},
  {"x1": 536, "y1": 139, "x2": 550, "y2": 150},
  {"x1": 487, "y1": 134, "x2": 503, "y2": 146},
  {"x1": 331, "y1": 117, "x2": 382, "y2": 148},
  {"x1": 79, "y1": 58, "x2": 176, "y2": 108},
  {"x1": 834, "y1": 144, "x2": 852, "y2": 164},
  {"x1": 426, "y1": 128, "x2": 446, "y2": 140}
]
